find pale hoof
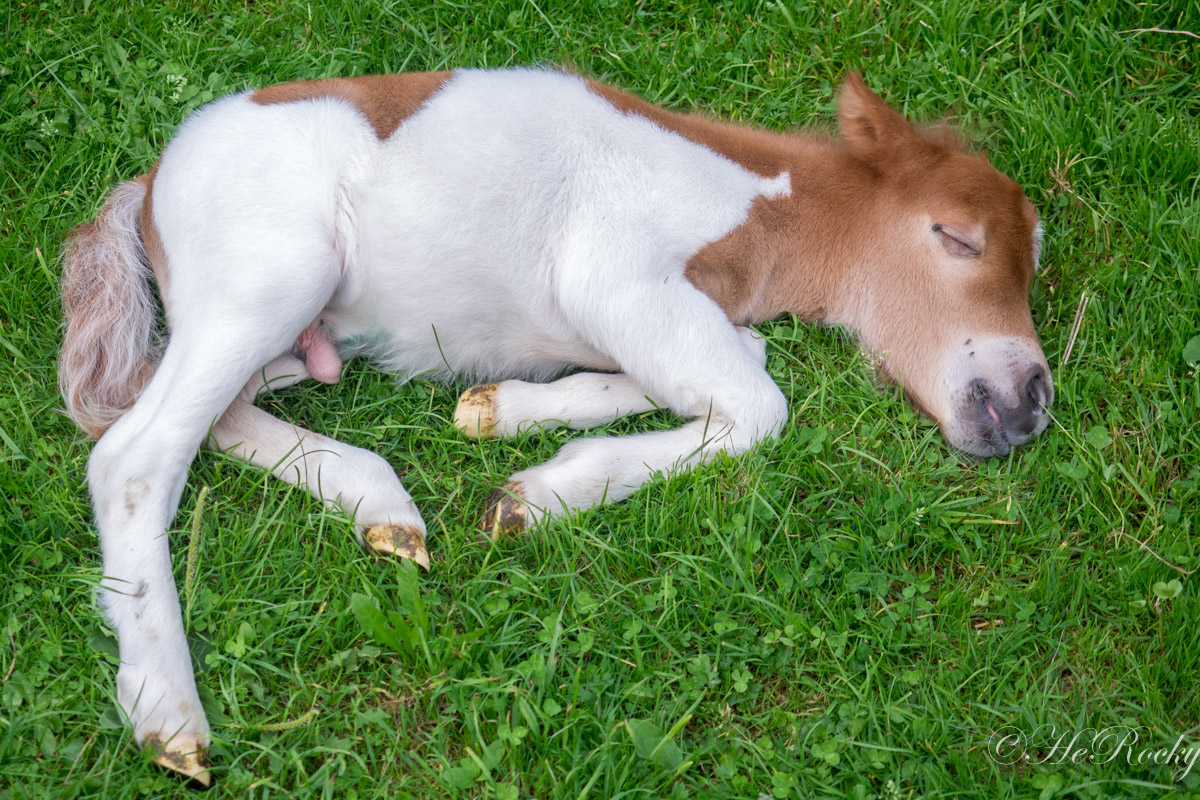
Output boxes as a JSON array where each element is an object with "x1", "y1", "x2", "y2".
[
  {"x1": 481, "y1": 481, "x2": 530, "y2": 540},
  {"x1": 454, "y1": 384, "x2": 498, "y2": 440},
  {"x1": 144, "y1": 731, "x2": 212, "y2": 787},
  {"x1": 364, "y1": 524, "x2": 431, "y2": 570}
]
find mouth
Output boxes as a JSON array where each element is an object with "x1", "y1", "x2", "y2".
[
  {"x1": 953, "y1": 370, "x2": 1052, "y2": 458},
  {"x1": 974, "y1": 399, "x2": 1013, "y2": 457}
]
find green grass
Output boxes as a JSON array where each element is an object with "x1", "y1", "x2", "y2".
[{"x1": 2, "y1": 1, "x2": 1198, "y2": 797}]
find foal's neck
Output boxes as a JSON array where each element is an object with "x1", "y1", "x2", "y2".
[
  {"x1": 685, "y1": 136, "x2": 875, "y2": 330},
  {"x1": 587, "y1": 81, "x2": 876, "y2": 329}
]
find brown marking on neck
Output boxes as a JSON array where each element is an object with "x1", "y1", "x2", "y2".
[
  {"x1": 251, "y1": 72, "x2": 453, "y2": 140},
  {"x1": 683, "y1": 197, "x2": 785, "y2": 325},
  {"x1": 683, "y1": 151, "x2": 870, "y2": 326},
  {"x1": 587, "y1": 79, "x2": 836, "y2": 323}
]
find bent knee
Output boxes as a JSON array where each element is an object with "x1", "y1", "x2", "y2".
[
  {"x1": 727, "y1": 396, "x2": 788, "y2": 448},
  {"x1": 691, "y1": 381, "x2": 787, "y2": 443}
]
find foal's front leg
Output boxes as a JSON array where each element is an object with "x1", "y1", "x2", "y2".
[
  {"x1": 453, "y1": 327, "x2": 767, "y2": 439},
  {"x1": 454, "y1": 371, "x2": 659, "y2": 440},
  {"x1": 475, "y1": 265, "x2": 784, "y2": 537}
]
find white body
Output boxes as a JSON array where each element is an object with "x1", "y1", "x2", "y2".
[
  {"x1": 61, "y1": 68, "x2": 1051, "y2": 780},
  {"x1": 83, "y1": 69, "x2": 794, "y2": 773},
  {"x1": 160, "y1": 70, "x2": 787, "y2": 391}
]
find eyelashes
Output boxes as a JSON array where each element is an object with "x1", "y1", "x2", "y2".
[{"x1": 932, "y1": 223, "x2": 981, "y2": 258}]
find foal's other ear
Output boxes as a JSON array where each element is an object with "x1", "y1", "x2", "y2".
[{"x1": 837, "y1": 72, "x2": 916, "y2": 160}]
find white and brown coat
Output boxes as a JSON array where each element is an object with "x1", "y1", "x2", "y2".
[{"x1": 59, "y1": 68, "x2": 1051, "y2": 782}]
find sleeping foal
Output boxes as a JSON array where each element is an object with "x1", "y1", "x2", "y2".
[{"x1": 59, "y1": 69, "x2": 1051, "y2": 782}]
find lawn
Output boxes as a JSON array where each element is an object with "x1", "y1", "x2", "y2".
[{"x1": 1, "y1": 1, "x2": 1198, "y2": 797}]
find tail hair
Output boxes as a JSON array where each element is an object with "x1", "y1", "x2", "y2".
[{"x1": 59, "y1": 179, "x2": 161, "y2": 439}]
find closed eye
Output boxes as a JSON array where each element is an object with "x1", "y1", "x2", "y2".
[{"x1": 933, "y1": 223, "x2": 980, "y2": 258}]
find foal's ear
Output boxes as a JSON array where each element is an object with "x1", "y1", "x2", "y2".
[{"x1": 837, "y1": 72, "x2": 916, "y2": 159}]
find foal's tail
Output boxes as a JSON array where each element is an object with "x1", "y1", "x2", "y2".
[{"x1": 59, "y1": 177, "x2": 161, "y2": 439}]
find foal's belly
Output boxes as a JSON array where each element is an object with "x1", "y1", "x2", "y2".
[{"x1": 323, "y1": 260, "x2": 618, "y2": 385}]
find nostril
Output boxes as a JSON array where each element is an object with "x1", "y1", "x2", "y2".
[
  {"x1": 1027, "y1": 372, "x2": 1049, "y2": 411},
  {"x1": 970, "y1": 380, "x2": 990, "y2": 404}
]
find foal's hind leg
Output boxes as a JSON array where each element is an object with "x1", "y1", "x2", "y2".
[
  {"x1": 88, "y1": 288, "x2": 339, "y2": 783},
  {"x1": 209, "y1": 398, "x2": 429, "y2": 567},
  {"x1": 89, "y1": 346, "x2": 283, "y2": 783}
]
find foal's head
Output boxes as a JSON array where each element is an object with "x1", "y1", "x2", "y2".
[{"x1": 831, "y1": 74, "x2": 1052, "y2": 457}]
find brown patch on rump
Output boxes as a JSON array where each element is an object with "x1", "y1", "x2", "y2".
[
  {"x1": 137, "y1": 164, "x2": 170, "y2": 307},
  {"x1": 251, "y1": 72, "x2": 453, "y2": 140}
]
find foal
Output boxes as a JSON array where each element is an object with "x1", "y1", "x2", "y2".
[{"x1": 60, "y1": 69, "x2": 1051, "y2": 782}]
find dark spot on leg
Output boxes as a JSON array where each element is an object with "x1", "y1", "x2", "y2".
[
  {"x1": 133, "y1": 580, "x2": 148, "y2": 598},
  {"x1": 124, "y1": 478, "x2": 150, "y2": 516}
]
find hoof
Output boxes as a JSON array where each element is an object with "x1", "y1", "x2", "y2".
[
  {"x1": 481, "y1": 482, "x2": 529, "y2": 540},
  {"x1": 364, "y1": 524, "x2": 431, "y2": 571},
  {"x1": 454, "y1": 384, "x2": 498, "y2": 440},
  {"x1": 144, "y1": 731, "x2": 212, "y2": 788}
]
